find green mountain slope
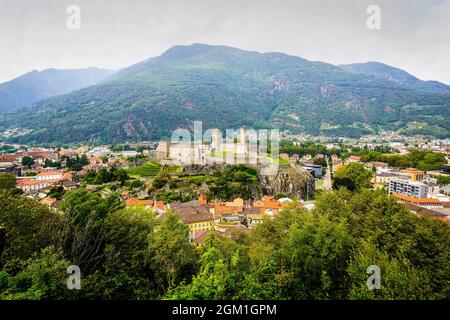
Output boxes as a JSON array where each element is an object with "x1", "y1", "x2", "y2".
[
  {"x1": 0, "y1": 44, "x2": 449, "y2": 143},
  {"x1": 0, "y1": 67, "x2": 116, "y2": 114},
  {"x1": 339, "y1": 62, "x2": 450, "y2": 94}
]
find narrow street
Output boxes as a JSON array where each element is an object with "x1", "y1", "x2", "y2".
[{"x1": 323, "y1": 161, "x2": 332, "y2": 190}]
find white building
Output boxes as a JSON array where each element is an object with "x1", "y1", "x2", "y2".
[
  {"x1": 168, "y1": 142, "x2": 209, "y2": 165},
  {"x1": 35, "y1": 171, "x2": 65, "y2": 181},
  {"x1": 16, "y1": 180, "x2": 56, "y2": 192},
  {"x1": 120, "y1": 151, "x2": 138, "y2": 158},
  {"x1": 389, "y1": 179, "x2": 428, "y2": 198},
  {"x1": 86, "y1": 147, "x2": 110, "y2": 157}
]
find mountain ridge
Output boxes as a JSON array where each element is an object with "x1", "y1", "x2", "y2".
[
  {"x1": 0, "y1": 67, "x2": 116, "y2": 114},
  {"x1": 1, "y1": 43, "x2": 449, "y2": 143},
  {"x1": 339, "y1": 61, "x2": 450, "y2": 94}
]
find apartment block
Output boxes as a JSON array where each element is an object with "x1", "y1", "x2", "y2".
[{"x1": 389, "y1": 179, "x2": 429, "y2": 198}]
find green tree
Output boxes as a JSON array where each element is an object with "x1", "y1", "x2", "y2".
[
  {"x1": 152, "y1": 176, "x2": 166, "y2": 189},
  {"x1": 0, "y1": 191, "x2": 57, "y2": 270},
  {"x1": 48, "y1": 186, "x2": 65, "y2": 200},
  {"x1": 168, "y1": 179, "x2": 178, "y2": 189},
  {"x1": 103, "y1": 207, "x2": 157, "y2": 270},
  {"x1": 314, "y1": 189, "x2": 450, "y2": 298},
  {"x1": 416, "y1": 152, "x2": 446, "y2": 171},
  {"x1": 281, "y1": 213, "x2": 353, "y2": 299},
  {"x1": 249, "y1": 203, "x2": 353, "y2": 300},
  {"x1": 0, "y1": 173, "x2": 16, "y2": 190},
  {"x1": 79, "y1": 207, "x2": 159, "y2": 299},
  {"x1": 347, "y1": 241, "x2": 432, "y2": 299},
  {"x1": 313, "y1": 157, "x2": 327, "y2": 167},
  {"x1": 0, "y1": 247, "x2": 72, "y2": 300},
  {"x1": 166, "y1": 232, "x2": 266, "y2": 300},
  {"x1": 21, "y1": 156, "x2": 35, "y2": 168},
  {"x1": 80, "y1": 268, "x2": 157, "y2": 300},
  {"x1": 128, "y1": 179, "x2": 144, "y2": 189},
  {"x1": 436, "y1": 175, "x2": 450, "y2": 186},
  {"x1": 56, "y1": 189, "x2": 123, "y2": 273},
  {"x1": 146, "y1": 213, "x2": 199, "y2": 293},
  {"x1": 332, "y1": 163, "x2": 372, "y2": 191}
]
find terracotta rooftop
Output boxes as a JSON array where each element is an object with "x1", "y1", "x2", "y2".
[
  {"x1": 214, "y1": 206, "x2": 241, "y2": 216},
  {"x1": 219, "y1": 224, "x2": 252, "y2": 235},
  {"x1": 403, "y1": 203, "x2": 449, "y2": 225},
  {"x1": 170, "y1": 202, "x2": 213, "y2": 224},
  {"x1": 26, "y1": 152, "x2": 52, "y2": 158},
  {"x1": 155, "y1": 200, "x2": 166, "y2": 210},
  {"x1": 0, "y1": 154, "x2": 21, "y2": 160},
  {"x1": 16, "y1": 178, "x2": 62, "y2": 186},
  {"x1": 125, "y1": 198, "x2": 154, "y2": 206},
  {"x1": 36, "y1": 171, "x2": 64, "y2": 176},
  {"x1": 393, "y1": 194, "x2": 442, "y2": 204},
  {"x1": 193, "y1": 230, "x2": 210, "y2": 243}
]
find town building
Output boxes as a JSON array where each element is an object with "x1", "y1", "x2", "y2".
[
  {"x1": 16, "y1": 179, "x2": 59, "y2": 192},
  {"x1": 403, "y1": 203, "x2": 450, "y2": 225},
  {"x1": 392, "y1": 194, "x2": 443, "y2": 209},
  {"x1": 15, "y1": 170, "x2": 71, "y2": 192},
  {"x1": 302, "y1": 164, "x2": 323, "y2": 178},
  {"x1": 346, "y1": 155, "x2": 361, "y2": 163},
  {"x1": 125, "y1": 198, "x2": 167, "y2": 213},
  {"x1": 440, "y1": 185, "x2": 450, "y2": 196},
  {"x1": 399, "y1": 168, "x2": 424, "y2": 181},
  {"x1": 125, "y1": 198, "x2": 154, "y2": 209},
  {"x1": 35, "y1": 171, "x2": 65, "y2": 181},
  {"x1": 168, "y1": 201, "x2": 214, "y2": 240},
  {"x1": 156, "y1": 126, "x2": 264, "y2": 166},
  {"x1": 389, "y1": 179, "x2": 428, "y2": 198}
]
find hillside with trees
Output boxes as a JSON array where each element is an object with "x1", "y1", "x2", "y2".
[
  {"x1": 1, "y1": 44, "x2": 449, "y2": 144},
  {"x1": 0, "y1": 68, "x2": 115, "y2": 114},
  {"x1": 1, "y1": 181, "x2": 449, "y2": 299}
]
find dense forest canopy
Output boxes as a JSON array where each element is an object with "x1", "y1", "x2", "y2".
[
  {"x1": 1, "y1": 183, "x2": 449, "y2": 300},
  {"x1": 1, "y1": 44, "x2": 449, "y2": 144}
]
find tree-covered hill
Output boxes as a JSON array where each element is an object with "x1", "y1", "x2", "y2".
[
  {"x1": 1, "y1": 186, "x2": 450, "y2": 299},
  {"x1": 1, "y1": 43, "x2": 449, "y2": 143},
  {"x1": 0, "y1": 67, "x2": 115, "y2": 114},
  {"x1": 339, "y1": 61, "x2": 450, "y2": 94}
]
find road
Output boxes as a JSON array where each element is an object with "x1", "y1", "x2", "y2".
[{"x1": 323, "y1": 161, "x2": 332, "y2": 190}]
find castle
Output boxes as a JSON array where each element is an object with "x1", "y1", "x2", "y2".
[{"x1": 156, "y1": 126, "x2": 268, "y2": 166}]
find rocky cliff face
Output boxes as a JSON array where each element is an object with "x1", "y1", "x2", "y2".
[
  {"x1": 180, "y1": 163, "x2": 314, "y2": 200},
  {"x1": 261, "y1": 165, "x2": 315, "y2": 200}
]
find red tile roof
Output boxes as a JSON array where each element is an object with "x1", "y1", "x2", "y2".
[
  {"x1": 125, "y1": 198, "x2": 154, "y2": 206},
  {"x1": 16, "y1": 179, "x2": 60, "y2": 186},
  {"x1": 170, "y1": 202, "x2": 213, "y2": 224},
  {"x1": 393, "y1": 194, "x2": 442, "y2": 205},
  {"x1": 36, "y1": 171, "x2": 64, "y2": 176},
  {"x1": 193, "y1": 230, "x2": 210, "y2": 243}
]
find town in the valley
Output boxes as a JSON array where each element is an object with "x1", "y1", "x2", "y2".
[{"x1": 1, "y1": 128, "x2": 449, "y2": 246}]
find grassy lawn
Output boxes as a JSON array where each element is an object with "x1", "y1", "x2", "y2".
[
  {"x1": 127, "y1": 161, "x2": 162, "y2": 178},
  {"x1": 162, "y1": 166, "x2": 184, "y2": 175},
  {"x1": 266, "y1": 154, "x2": 289, "y2": 165},
  {"x1": 209, "y1": 151, "x2": 239, "y2": 156},
  {"x1": 315, "y1": 179, "x2": 324, "y2": 189}
]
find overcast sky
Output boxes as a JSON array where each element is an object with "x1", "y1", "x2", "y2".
[{"x1": 0, "y1": 0, "x2": 449, "y2": 84}]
